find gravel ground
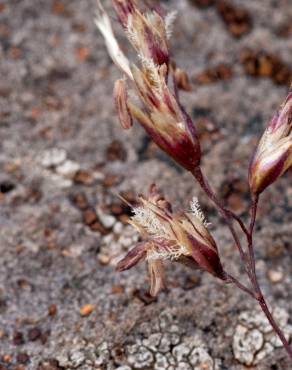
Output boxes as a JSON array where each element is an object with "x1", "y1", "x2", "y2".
[{"x1": 0, "y1": 0, "x2": 291, "y2": 369}]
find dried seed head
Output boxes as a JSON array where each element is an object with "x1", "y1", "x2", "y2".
[
  {"x1": 96, "y1": 0, "x2": 201, "y2": 171},
  {"x1": 249, "y1": 90, "x2": 292, "y2": 194},
  {"x1": 116, "y1": 185, "x2": 226, "y2": 296},
  {"x1": 128, "y1": 63, "x2": 201, "y2": 170}
]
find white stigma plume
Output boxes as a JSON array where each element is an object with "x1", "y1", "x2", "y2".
[{"x1": 190, "y1": 197, "x2": 211, "y2": 228}]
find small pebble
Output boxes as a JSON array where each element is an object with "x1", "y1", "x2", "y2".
[
  {"x1": 90, "y1": 221, "x2": 109, "y2": 235},
  {"x1": 80, "y1": 304, "x2": 95, "y2": 317},
  {"x1": 70, "y1": 192, "x2": 89, "y2": 210},
  {"x1": 217, "y1": 0, "x2": 252, "y2": 38},
  {"x1": 74, "y1": 169, "x2": 95, "y2": 185},
  {"x1": 103, "y1": 174, "x2": 123, "y2": 187},
  {"x1": 28, "y1": 327, "x2": 42, "y2": 341},
  {"x1": 119, "y1": 236, "x2": 134, "y2": 247},
  {"x1": 94, "y1": 171, "x2": 106, "y2": 181},
  {"x1": 97, "y1": 209, "x2": 116, "y2": 228},
  {"x1": 113, "y1": 221, "x2": 123, "y2": 234},
  {"x1": 56, "y1": 160, "x2": 80, "y2": 178},
  {"x1": 112, "y1": 285, "x2": 125, "y2": 294},
  {"x1": 106, "y1": 140, "x2": 127, "y2": 161},
  {"x1": 16, "y1": 353, "x2": 30, "y2": 365},
  {"x1": 268, "y1": 269, "x2": 283, "y2": 283},
  {"x1": 50, "y1": 174, "x2": 73, "y2": 189},
  {"x1": 2, "y1": 354, "x2": 12, "y2": 363},
  {"x1": 13, "y1": 332, "x2": 24, "y2": 346},
  {"x1": 98, "y1": 254, "x2": 111, "y2": 265},
  {"x1": 83, "y1": 208, "x2": 98, "y2": 225}
]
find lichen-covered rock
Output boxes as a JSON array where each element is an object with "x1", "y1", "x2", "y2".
[
  {"x1": 127, "y1": 344, "x2": 154, "y2": 368},
  {"x1": 233, "y1": 307, "x2": 292, "y2": 365},
  {"x1": 233, "y1": 325, "x2": 264, "y2": 365},
  {"x1": 154, "y1": 353, "x2": 169, "y2": 370},
  {"x1": 68, "y1": 349, "x2": 86, "y2": 368},
  {"x1": 172, "y1": 342, "x2": 192, "y2": 363},
  {"x1": 95, "y1": 342, "x2": 111, "y2": 366},
  {"x1": 189, "y1": 347, "x2": 214, "y2": 369}
]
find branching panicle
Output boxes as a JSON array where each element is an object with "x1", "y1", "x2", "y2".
[{"x1": 96, "y1": 0, "x2": 292, "y2": 361}]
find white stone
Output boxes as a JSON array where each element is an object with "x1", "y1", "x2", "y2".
[
  {"x1": 268, "y1": 269, "x2": 283, "y2": 283},
  {"x1": 66, "y1": 244, "x2": 85, "y2": 258},
  {"x1": 40, "y1": 148, "x2": 67, "y2": 167},
  {"x1": 102, "y1": 234, "x2": 114, "y2": 244},
  {"x1": 56, "y1": 160, "x2": 80, "y2": 178},
  {"x1": 113, "y1": 222, "x2": 124, "y2": 234},
  {"x1": 97, "y1": 209, "x2": 116, "y2": 228},
  {"x1": 50, "y1": 173, "x2": 73, "y2": 189},
  {"x1": 93, "y1": 171, "x2": 105, "y2": 181},
  {"x1": 119, "y1": 236, "x2": 135, "y2": 248}
]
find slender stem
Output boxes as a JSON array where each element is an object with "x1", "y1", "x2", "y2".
[
  {"x1": 247, "y1": 195, "x2": 292, "y2": 360},
  {"x1": 192, "y1": 167, "x2": 249, "y2": 237},
  {"x1": 247, "y1": 195, "x2": 258, "y2": 281},
  {"x1": 226, "y1": 273, "x2": 257, "y2": 300},
  {"x1": 191, "y1": 167, "x2": 252, "y2": 276},
  {"x1": 257, "y1": 293, "x2": 292, "y2": 359},
  {"x1": 192, "y1": 166, "x2": 292, "y2": 360},
  {"x1": 227, "y1": 210, "x2": 249, "y2": 238}
]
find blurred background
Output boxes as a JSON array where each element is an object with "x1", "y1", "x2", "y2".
[{"x1": 0, "y1": 0, "x2": 291, "y2": 369}]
